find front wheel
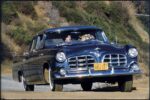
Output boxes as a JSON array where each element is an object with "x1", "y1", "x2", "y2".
[
  {"x1": 48, "y1": 67, "x2": 63, "y2": 91},
  {"x1": 21, "y1": 75, "x2": 34, "y2": 91},
  {"x1": 81, "y1": 82, "x2": 93, "y2": 91},
  {"x1": 118, "y1": 75, "x2": 133, "y2": 92}
]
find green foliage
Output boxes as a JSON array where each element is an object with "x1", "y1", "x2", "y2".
[
  {"x1": 2, "y1": 1, "x2": 48, "y2": 46},
  {"x1": 52, "y1": 1, "x2": 132, "y2": 42},
  {"x1": 9, "y1": 21, "x2": 47, "y2": 45},
  {"x1": 129, "y1": 1, "x2": 149, "y2": 33},
  {"x1": 2, "y1": 1, "x2": 37, "y2": 24},
  {"x1": 109, "y1": 2, "x2": 129, "y2": 25},
  {"x1": 11, "y1": 27, "x2": 32, "y2": 45},
  {"x1": 126, "y1": 25, "x2": 143, "y2": 43},
  {"x1": 2, "y1": 1, "x2": 18, "y2": 24},
  {"x1": 137, "y1": 16, "x2": 149, "y2": 33},
  {"x1": 30, "y1": 23, "x2": 47, "y2": 34},
  {"x1": 11, "y1": 1, "x2": 37, "y2": 18}
]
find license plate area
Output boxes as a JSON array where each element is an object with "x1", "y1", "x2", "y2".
[{"x1": 93, "y1": 62, "x2": 109, "y2": 71}]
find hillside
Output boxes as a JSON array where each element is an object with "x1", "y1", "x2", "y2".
[{"x1": 1, "y1": 1, "x2": 149, "y2": 76}]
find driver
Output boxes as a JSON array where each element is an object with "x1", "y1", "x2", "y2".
[{"x1": 65, "y1": 35, "x2": 72, "y2": 42}]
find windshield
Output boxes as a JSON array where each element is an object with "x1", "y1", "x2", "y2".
[{"x1": 45, "y1": 29, "x2": 109, "y2": 46}]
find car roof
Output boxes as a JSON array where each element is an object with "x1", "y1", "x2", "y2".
[{"x1": 37, "y1": 25, "x2": 101, "y2": 35}]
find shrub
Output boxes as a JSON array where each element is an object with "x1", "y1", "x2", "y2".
[
  {"x1": 2, "y1": 1, "x2": 18, "y2": 24},
  {"x1": 11, "y1": 27, "x2": 32, "y2": 45},
  {"x1": 2, "y1": 1, "x2": 37, "y2": 24},
  {"x1": 108, "y1": 2, "x2": 130, "y2": 25}
]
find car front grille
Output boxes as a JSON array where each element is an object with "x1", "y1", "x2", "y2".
[
  {"x1": 68, "y1": 55, "x2": 95, "y2": 69},
  {"x1": 102, "y1": 54, "x2": 127, "y2": 67}
]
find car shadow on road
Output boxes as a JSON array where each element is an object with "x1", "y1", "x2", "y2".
[
  {"x1": 92, "y1": 86, "x2": 137, "y2": 92},
  {"x1": 64, "y1": 86, "x2": 137, "y2": 92}
]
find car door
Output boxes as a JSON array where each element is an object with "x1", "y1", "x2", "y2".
[{"x1": 22, "y1": 35, "x2": 45, "y2": 84}]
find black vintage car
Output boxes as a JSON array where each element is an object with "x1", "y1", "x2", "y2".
[{"x1": 12, "y1": 26, "x2": 141, "y2": 92}]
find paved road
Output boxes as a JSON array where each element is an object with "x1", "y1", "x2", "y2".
[
  {"x1": 1, "y1": 74, "x2": 110, "y2": 92},
  {"x1": 1, "y1": 74, "x2": 149, "y2": 99}
]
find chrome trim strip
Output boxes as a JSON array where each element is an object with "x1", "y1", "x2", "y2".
[{"x1": 54, "y1": 70, "x2": 141, "y2": 79}]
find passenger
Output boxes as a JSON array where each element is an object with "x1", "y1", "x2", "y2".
[
  {"x1": 65, "y1": 35, "x2": 72, "y2": 42},
  {"x1": 80, "y1": 34, "x2": 95, "y2": 41}
]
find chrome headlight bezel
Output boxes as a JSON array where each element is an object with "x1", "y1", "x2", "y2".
[
  {"x1": 56, "y1": 52, "x2": 66, "y2": 62},
  {"x1": 60, "y1": 68, "x2": 66, "y2": 75},
  {"x1": 128, "y1": 48, "x2": 138, "y2": 58},
  {"x1": 131, "y1": 63, "x2": 140, "y2": 71}
]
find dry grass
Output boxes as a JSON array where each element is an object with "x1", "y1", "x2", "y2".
[
  {"x1": 96, "y1": 1, "x2": 149, "y2": 43},
  {"x1": 2, "y1": 34, "x2": 18, "y2": 52},
  {"x1": 122, "y1": 1, "x2": 149, "y2": 43},
  {"x1": 139, "y1": 63, "x2": 149, "y2": 76},
  {"x1": 1, "y1": 60, "x2": 12, "y2": 75},
  {"x1": 34, "y1": 2, "x2": 50, "y2": 24},
  {"x1": 17, "y1": 12, "x2": 35, "y2": 31},
  {"x1": 34, "y1": 4, "x2": 46, "y2": 18},
  {"x1": 104, "y1": 1, "x2": 110, "y2": 5},
  {"x1": 2, "y1": 32, "x2": 21, "y2": 54}
]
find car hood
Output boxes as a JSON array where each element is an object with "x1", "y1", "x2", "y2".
[{"x1": 60, "y1": 40, "x2": 127, "y2": 57}]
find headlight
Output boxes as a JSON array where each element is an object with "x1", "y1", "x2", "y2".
[
  {"x1": 56, "y1": 52, "x2": 66, "y2": 62},
  {"x1": 128, "y1": 48, "x2": 138, "y2": 58},
  {"x1": 131, "y1": 64, "x2": 140, "y2": 71},
  {"x1": 60, "y1": 68, "x2": 66, "y2": 75}
]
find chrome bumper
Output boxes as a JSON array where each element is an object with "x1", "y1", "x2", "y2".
[{"x1": 54, "y1": 68, "x2": 141, "y2": 79}]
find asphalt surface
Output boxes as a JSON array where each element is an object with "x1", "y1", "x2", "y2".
[
  {"x1": 1, "y1": 74, "x2": 110, "y2": 92},
  {"x1": 1, "y1": 74, "x2": 149, "y2": 99}
]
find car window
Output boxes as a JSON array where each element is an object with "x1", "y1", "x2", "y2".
[
  {"x1": 39, "y1": 34, "x2": 46, "y2": 49},
  {"x1": 28, "y1": 41, "x2": 33, "y2": 52},
  {"x1": 30, "y1": 37, "x2": 37, "y2": 51},
  {"x1": 35, "y1": 35, "x2": 43, "y2": 50},
  {"x1": 45, "y1": 38, "x2": 63, "y2": 46},
  {"x1": 45, "y1": 34, "x2": 64, "y2": 46}
]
